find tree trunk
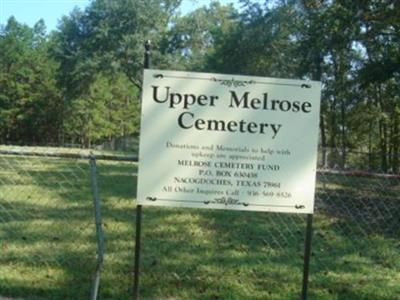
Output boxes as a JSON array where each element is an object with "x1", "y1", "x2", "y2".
[
  {"x1": 379, "y1": 120, "x2": 388, "y2": 172},
  {"x1": 313, "y1": 53, "x2": 327, "y2": 168},
  {"x1": 329, "y1": 98, "x2": 337, "y2": 168},
  {"x1": 340, "y1": 98, "x2": 346, "y2": 169},
  {"x1": 320, "y1": 113, "x2": 327, "y2": 168},
  {"x1": 392, "y1": 108, "x2": 399, "y2": 173},
  {"x1": 376, "y1": 85, "x2": 388, "y2": 173},
  {"x1": 368, "y1": 121, "x2": 373, "y2": 171}
]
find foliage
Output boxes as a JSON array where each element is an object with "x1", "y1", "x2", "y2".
[
  {"x1": 0, "y1": 0, "x2": 399, "y2": 171},
  {"x1": 164, "y1": 1, "x2": 239, "y2": 71},
  {"x1": 0, "y1": 17, "x2": 61, "y2": 144},
  {"x1": 63, "y1": 73, "x2": 140, "y2": 147}
]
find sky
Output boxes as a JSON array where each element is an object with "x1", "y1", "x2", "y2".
[{"x1": 0, "y1": 0, "x2": 243, "y2": 33}]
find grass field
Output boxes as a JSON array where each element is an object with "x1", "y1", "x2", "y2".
[{"x1": 0, "y1": 152, "x2": 399, "y2": 299}]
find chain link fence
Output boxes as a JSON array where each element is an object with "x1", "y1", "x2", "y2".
[
  {"x1": 0, "y1": 146, "x2": 399, "y2": 299},
  {"x1": 0, "y1": 149, "x2": 97, "y2": 299}
]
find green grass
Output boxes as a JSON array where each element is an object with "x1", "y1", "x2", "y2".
[{"x1": 0, "y1": 151, "x2": 399, "y2": 299}]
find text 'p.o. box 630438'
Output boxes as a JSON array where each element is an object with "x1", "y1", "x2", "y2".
[{"x1": 137, "y1": 70, "x2": 321, "y2": 214}]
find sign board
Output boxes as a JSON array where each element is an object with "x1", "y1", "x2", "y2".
[{"x1": 137, "y1": 70, "x2": 321, "y2": 214}]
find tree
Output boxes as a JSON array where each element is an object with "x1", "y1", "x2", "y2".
[
  {"x1": 208, "y1": 1, "x2": 300, "y2": 77},
  {"x1": 0, "y1": 17, "x2": 61, "y2": 144},
  {"x1": 1, "y1": 0, "x2": 398, "y2": 169},
  {"x1": 163, "y1": 1, "x2": 239, "y2": 71},
  {"x1": 62, "y1": 73, "x2": 140, "y2": 148},
  {"x1": 361, "y1": 1, "x2": 399, "y2": 172},
  {"x1": 52, "y1": 0, "x2": 181, "y2": 93},
  {"x1": 50, "y1": 0, "x2": 182, "y2": 148}
]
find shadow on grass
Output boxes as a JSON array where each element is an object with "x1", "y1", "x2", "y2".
[
  {"x1": 1, "y1": 156, "x2": 399, "y2": 300},
  {"x1": 316, "y1": 172, "x2": 400, "y2": 239},
  {"x1": 0, "y1": 197, "x2": 98, "y2": 299},
  {"x1": 130, "y1": 206, "x2": 399, "y2": 300},
  {"x1": 0, "y1": 248, "x2": 96, "y2": 299}
]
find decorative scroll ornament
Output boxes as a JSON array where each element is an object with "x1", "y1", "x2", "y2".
[
  {"x1": 146, "y1": 196, "x2": 305, "y2": 209},
  {"x1": 211, "y1": 77, "x2": 256, "y2": 88},
  {"x1": 152, "y1": 73, "x2": 311, "y2": 88},
  {"x1": 205, "y1": 196, "x2": 249, "y2": 207}
]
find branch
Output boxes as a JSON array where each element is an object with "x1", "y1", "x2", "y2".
[{"x1": 128, "y1": 75, "x2": 142, "y2": 91}]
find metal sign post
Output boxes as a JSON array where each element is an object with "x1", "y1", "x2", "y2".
[
  {"x1": 133, "y1": 40, "x2": 151, "y2": 300},
  {"x1": 301, "y1": 213, "x2": 314, "y2": 300},
  {"x1": 133, "y1": 204, "x2": 142, "y2": 300}
]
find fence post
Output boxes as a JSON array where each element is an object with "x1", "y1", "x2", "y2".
[{"x1": 90, "y1": 155, "x2": 105, "y2": 300}]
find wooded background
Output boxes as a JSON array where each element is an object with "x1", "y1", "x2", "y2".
[{"x1": 0, "y1": 0, "x2": 399, "y2": 173}]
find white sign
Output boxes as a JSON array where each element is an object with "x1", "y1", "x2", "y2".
[{"x1": 137, "y1": 70, "x2": 321, "y2": 214}]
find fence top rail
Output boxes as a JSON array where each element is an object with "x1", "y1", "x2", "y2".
[
  {"x1": 317, "y1": 168, "x2": 400, "y2": 180},
  {"x1": 0, "y1": 149, "x2": 137, "y2": 162}
]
